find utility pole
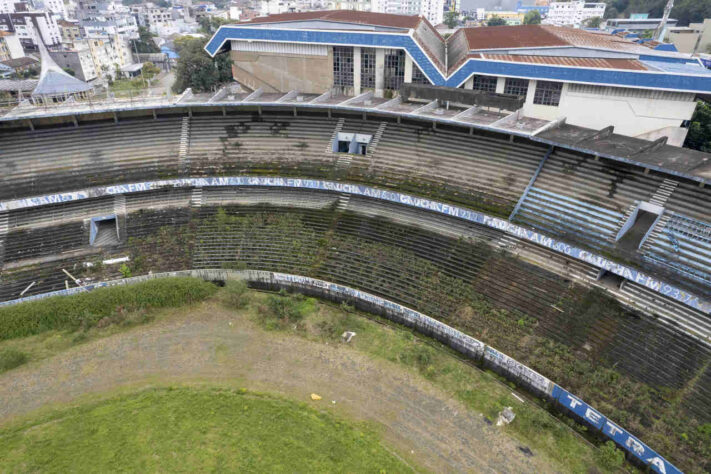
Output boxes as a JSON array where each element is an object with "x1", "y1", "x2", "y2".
[{"x1": 654, "y1": 0, "x2": 674, "y2": 42}]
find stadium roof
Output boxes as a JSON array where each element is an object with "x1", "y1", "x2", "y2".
[
  {"x1": 479, "y1": 54, "x2": 649, "y2": 71},
  {"x1": 239, "y1": 10, "x2": 424, "y2": 30},
  {"x1": 459, "y1": 25, "x2": 682, "y2": 56}
]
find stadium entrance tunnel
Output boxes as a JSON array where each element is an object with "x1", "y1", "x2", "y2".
[
  {"x1": 614, "y1": 202, "x2": 664, "y2": 252},
  {"x1": 89, "y1": 215, "x2": 119, "y2": 247},
  {"x1": 596, "y1": 269, "x2": 625, "y2": 290},
  {"x1": 333, "y1": 132, "x2": 372, "y2": 155}
]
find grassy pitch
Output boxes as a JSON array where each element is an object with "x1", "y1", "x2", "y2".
[{"x1": 0, "y1": 387, "x2": 411, "y2": 472}]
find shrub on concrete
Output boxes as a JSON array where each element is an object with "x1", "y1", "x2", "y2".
[{"x1": 0, "y1": 277, "x2": 218, "y2": 341}]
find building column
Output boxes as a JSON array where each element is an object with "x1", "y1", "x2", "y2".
[
  {"x1": 375, "y1": 48, "x2": 385, "y2": 98},
  {"x1": 496, "y1": 77, "x2": 506, "y2": 94},
  {"x1": 464, "y1": 76, "x2": 474, "y2": 89},
  {"x1": 353, "y1": 46, "x2": 361, "y2": 95},
  {"x1": 525, "y1": 80, "x2": 537, "y2": 106},
  {"x1": 404, "y1": 53, "x2": 413, "y2": 84}
]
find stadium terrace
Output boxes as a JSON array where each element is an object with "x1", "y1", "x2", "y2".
[{"x1": 205, "y1": 11, "x2": 711, "y2": 146}]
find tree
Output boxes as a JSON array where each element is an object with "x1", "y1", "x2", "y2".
[
  {"x1": 142, "y1": 62, "x2": 161, "y2": 81},
  {"x1": 523, "y1": 10, "x2": 541, "y2": 25},
  {"x1": 684, "y1": 101, "x2": 711, "y2": 152},
  {"x1": 172, "y1": 37, "x2": 233, "y2": 93},
  {"x1": 671, "y1": 0, "x2": 711, "y2": 26},
  {"x1": 444, "y1": 11, "x2": 459, "y2": 29},
  {"x1": 487, "y1": 16, "x2": 507, "y2": 26},
  {"x1": 198, "y1": 16, "x2": 230, "y2": 35},
  {"x1": 584, "y1": 16, "x2": 602, "y2": 28},
  {"x1": 131, "y1": 26, "x2": 160, "y2": 54},
  {"x1": 603, "y1": 6, "x2": 618, "y2": 19}
]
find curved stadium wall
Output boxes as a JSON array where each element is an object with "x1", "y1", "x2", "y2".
[{"x1": 0, "y1": 106, "x2": 710, "y2": 472}]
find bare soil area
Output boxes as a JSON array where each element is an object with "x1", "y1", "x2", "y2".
[{"x1": 0, "y1": 302, "x2": 558, "y2": 473}]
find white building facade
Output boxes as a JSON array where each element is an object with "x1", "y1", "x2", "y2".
[
  {"x1": 545, "y1": 1, "x2": 605, "y2": 26},
  {"x1": 371, "y1": 0, "x2": 443, "y2": 26}
]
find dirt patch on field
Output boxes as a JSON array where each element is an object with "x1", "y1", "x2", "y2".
[{"x1": 0, "y1": 303, "x2": 558, "y2": 473}]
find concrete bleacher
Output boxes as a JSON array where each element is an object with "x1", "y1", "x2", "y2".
[
  {"x1": 356, "y1": 121, "x2": 547, "y2": 216},
  {"x1": 187, "y1": 114, "x2": 337, "y2": 176},
  {"x1": 2, "y1": 183, "x2": 710, "y2": 432},
  {"x1": 642, "y1": 213, "x2": 711, "y2": 286},
  {"x1": 514, "y1": 149, "x2": 666, "y2": 250},
  {"x1": 0, "y1": 118, "x2": 182, "y2": 200},
  {"x1": 663, "y1": 179, "x2": 711, "y2": 222}
]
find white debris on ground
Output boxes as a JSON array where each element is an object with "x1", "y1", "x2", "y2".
[
  {"x1": 496, "y1": 407, "x2": 516, "y2": 426},
  {"x1": 341, "y1": 331, "x2": 356, "y2": 343}
]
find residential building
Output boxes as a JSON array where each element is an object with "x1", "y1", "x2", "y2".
[
  {"x1": 0, "y1": 11, "x2": 62, "y2": 51},
  {"x1": 605, "y1": 17, "x2": 678, "y2": 33},
  {"x1": 545, "y1": 1, "x2": 605, "y2": 27},
  {"x1": 49, "y1": 45, "x2": 97, "y2": 80},
  {"x1": 131, "y1": 4, "x2": 179, "y2": 36},
  {"x1": 666, "y1": 19, "x2": 711, "y2": 55},
  {"x1": 483, "y1": 11, "x2": 524, "y2": 25},
  {"x1": 205, "y1": 13, "x2": 711, "y2": 145},
  {"x1": 34, "y1": 0, "x2": 68, "y2": 18},
  {"x1": 371, "y1": 0, "x2": 443, "y2": 27},
  {"x1": 58, "y1": 19, "x2": 81, "y2": 43},
  {"x1": 0, "y1": 54, "x2": 38, "y2": 73},
  {"x1": 0, "y1": 29, "x2": 23, "y2": 58}
]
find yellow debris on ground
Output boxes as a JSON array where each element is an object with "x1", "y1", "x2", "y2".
[{"x1": 310, "y1": 393, "x2": 322, "y2": 401}]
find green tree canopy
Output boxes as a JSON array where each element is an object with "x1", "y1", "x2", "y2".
[
  {"x1": 131, "y1": 26, "x2": 160, "y2": 54},
  {"x1": 172, "y1": 37, "x2": 233, "y2": 94},
  {"x1": 684, "y1": 101, "x2": 711, "y2": 152},
  {"x1": 198, "y1": 16, "x2": 230, "y2": 35},
  {"x1": 444, "y1": 11, "x2": 459, "y2": 28},
  {"x1": 585, "y1": 16, "x2": 603, "y2": 27},
  {"x1": 523, "y1": 10, "x2": 541, "y2": 24},
  {"x1": 601, "y1": 0, "x2": 711, "y2": 25},
  {"x1": 487, "y1": 16, "x2": 507, "y2": 26},
  {"x1": 142, "y1": 62, "x2": 161, "y2": 81}
]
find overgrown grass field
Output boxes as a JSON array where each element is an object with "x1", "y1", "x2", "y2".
[
  {"x1": 0, "y1": 278, "x2": 642, "y2": 472},
  {"x1": 0, "y1": 387, "x2": 410, "y2": 472},
  {"x1": 0, "y1": 277, "x2": 217, "y2": 341}
]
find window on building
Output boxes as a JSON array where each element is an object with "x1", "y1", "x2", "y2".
[
  {"x1": 411, "y1": 63, "x2": 429, "y2": 84},
  {"x1": 384, "y1": 49, "x2": 405, "y2": 90},
  {"x1": 333, "y1": 46, "x2": 353, "y2": 87},
  {"x1": 471, "y1": 74, "x2": 497, "y2": 92},
  {"x1": 533, "y1": 80, "x2": 563, "y2": 106},
  {"x1": 361, "y1": 47, "x2": 375, "y2": 88},
  {"x1": 504, "y1": 78, "x2": 529, "y2": 97}
]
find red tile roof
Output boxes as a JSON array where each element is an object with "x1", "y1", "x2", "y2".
[
  {"x1": 241, "y1": 10, "x2": 422, "y2": 30},
  {"x1": 482, "y1": 54, "x2": 650, "y2": 70},
  {"x1": 461, "y1": 25, "x2": 654, "y2": 53}
]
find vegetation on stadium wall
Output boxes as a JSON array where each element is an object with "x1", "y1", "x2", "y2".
[{"x1": 118, "y1": 208, "x2": 711, "y2": 471}]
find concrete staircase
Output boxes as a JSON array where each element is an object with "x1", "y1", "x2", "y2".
[
  {"x1": 190, "y1": 187, "x2": 203, "y2": 208},
  {"x1": 113, "y1": 195, "x2": 126, "y2": 241},
  {"x1": 0, "y1": 211, "x2": 8, "y2": 268},
  {"x1": 326, "y1": 118, "x2": 345, "y2": 153},
  {"x1": 336, "y1": 193, "x2": 350, "y2": 212},
  {"x1": 366, "y1": 121, "x2": 388, "y2": 156},
  {"x1": 640, "y1": 213, "x2": 672, "y2": 252},
  {"x1": 649, "y1": 178, "x2": 678, "y2": 208},
  {"x1": 179, "y1": 116, "x2": 191, "y2": 174}
]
